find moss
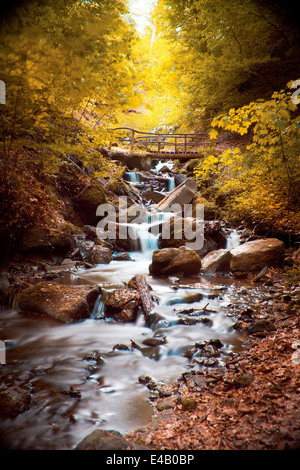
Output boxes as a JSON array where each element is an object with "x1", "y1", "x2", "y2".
[
  {"x1": 79, "y1": 184, "x2": 107, "y2": 207},
  {"x1": 192, "y1": 195, "x2": 220, "y2": 220},
  {"x1": 58, "y1": 222, "x2": 83, "y2": 235}
]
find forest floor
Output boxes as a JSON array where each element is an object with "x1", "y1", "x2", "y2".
[{"x1": 126, "y1": 269, "x2": 300, "y2": 451}]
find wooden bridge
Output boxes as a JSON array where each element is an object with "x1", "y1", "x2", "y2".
[{"x1": 108, "y1": 127, "x2": 210, "y2": 160}]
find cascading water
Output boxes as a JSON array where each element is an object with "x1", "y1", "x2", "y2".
[
  {"x1": 0, "y1": 196, "x2": 250, "y2": 450},
  {"x1": 226, "y1": 229, "x2": 241, "y2": 249},
  {"x1": 168, "y1": 177, "x2": 175, "y2": 192},
  {"x1": 124, "y1": 171, "x2": 139, "y2": 183}
]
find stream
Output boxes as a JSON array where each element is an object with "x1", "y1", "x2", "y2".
[{"x1": 0, "y1": 165, "x2": 263, "y2": 450}]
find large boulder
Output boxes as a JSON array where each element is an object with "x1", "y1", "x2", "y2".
[
  {"x1": 19, "y1": 225, "x2": 74, "y2": 256},
  {"x1": 201, "y1": 249, "x2": 232, "y2": 274},
  {"x1": 149, "y1": 246, "x2": 201, "y2": 276},
  {"x1": 56, "y1": 164, "x2": 107, "y2": 226},
  {"x1": 155, "y1": 178, "x2": 197, "y2": 212},
  {"x1": 230, "y1": 238, "x2": 285, "y2": 272},
  {"x1": 17, "y1": 282, "x2": 101, "y2": 323},
  {"x1": 158, "y1": 217, "x2": 226, "y2": 255}
]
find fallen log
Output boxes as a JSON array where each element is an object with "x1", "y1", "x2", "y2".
[{"x1": 128, "y1": 274, "x2": 155, "y2": 326}]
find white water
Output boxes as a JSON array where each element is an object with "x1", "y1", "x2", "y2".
[
  {"x1": 125, "y1": 171, "x2": 139, "y2": 183},
  {"x1": 168, "y1": 177, "x2": 175, "y2": 192},
  {"x1": 226, "y1": 229, "x2": 241, "y2": 249},
  {"x1": 0, "y1": 202, "x2": 249, "y2": 450}
]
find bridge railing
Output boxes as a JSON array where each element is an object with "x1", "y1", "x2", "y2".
[{"x1": 108, "y1": 127, "x2": 210, "y2": 157}]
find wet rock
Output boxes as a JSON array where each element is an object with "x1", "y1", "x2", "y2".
[
  {"x1": 230, "y1": 238, "x2": 285, "y2": 272},
  {"x1": 105, "y1": 288, "x2": 140, "y2": 322},
  {"x1": 156, "y1": 397, "x2": 177, "y2": 411},
  {"x1": 82, "y1": 225, "x2": 98, "y2": 239},
  {"x1": 149, "y1": 246, "x2": 201, "y2": 276},
  {"x1": 201, "y1": 248, "x2": 232, "y2": 273},
  {"x1": 112, "y1": 343, "x2": 131, "y2": 351},
  {"x1": 112, "y1": 252, "x2": 132, "y2": 261},
  {"x1": 17, "y1": 282, "x2": 101, "y2": 323},
  {"x1": 138, "y1": 375, "x2": 151, "y2": 385},
  {"x1": 78, "y1": 240, "x2": 112, "y2": 264},
  {"x1": 167, "y1": 292, "x2": 203, "y2": 305},
  {"x1": 203, "y1": 358, "x2": 219, "y2": 367},
  {"x1": 142, "y1": 336, "x2": 167, "y2": 347},
  {"x1": 0, "y1": 386, "x2": 31, "y2": 418},
  {"x1": 198, "y1": 343, "x2": 221, "y2": 358},
  {"x1": 88, "y1": 245, "x2": 112, "y2": 264},
  {"x1": 75, "y1": 429, "x2": 128, "y2": 450},
  {"x1": 83, "y1": 351, "x2": 105, "y2": 365}
]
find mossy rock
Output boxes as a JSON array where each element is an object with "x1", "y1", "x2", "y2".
[{"x1": 74, "y1": 184, "x2": 107, "y2": 225}]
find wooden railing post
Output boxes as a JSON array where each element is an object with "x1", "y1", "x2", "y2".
[
  {"x1": 184, "y1": 134, "x2": 187, "y2": 156},
  {"x1": 131, "y1": 129, "x2": 135, "y2": 152},
  {"x1": 157, "y1": 133, "x2": 161, "y2": 154},
  {"x1": 175, "y1": 136, "x2": 178, "y2": 153}
]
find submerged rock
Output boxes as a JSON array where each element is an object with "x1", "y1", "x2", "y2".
[
  {"x1": 230, "y1": 238, "x2": 285, "y2": 272},
  {"x1": 17, "y1": 282, "x2": 100, "y2": 323},
  {"x1": 149, "y1": 246, "x2": 202, "y2": 276},
  {"x1": 0, "y1": 386, "x2": 31, "y2": 418}
]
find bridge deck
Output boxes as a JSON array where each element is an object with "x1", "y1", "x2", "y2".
[{"x1": 108, "y1": 127, "x2": 209, "y2": 160}]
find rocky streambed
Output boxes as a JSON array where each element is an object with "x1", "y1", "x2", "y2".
[{"x1": 0, "y1": 161, "x2": 299, "y2": 450}]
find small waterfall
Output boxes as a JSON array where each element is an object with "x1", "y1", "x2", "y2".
[
  {"x1": 91, "y1": 295, "x2": 105, "y2": 319},
  {"x1": 168, "y1": 177, "x2": 175, "y2": 192},
  {"x1": 125, "y1": 172, "x2": 139, "y2": 183},
  {"x1": 128, "y1": 222, "x2": 159, "y2": 253},
  {"x1": 128, "y1": 210, "x2": 174, "y2": 253},
  {"x1": 226, "y1": 230, "x2": 241, "y2": 249}
]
